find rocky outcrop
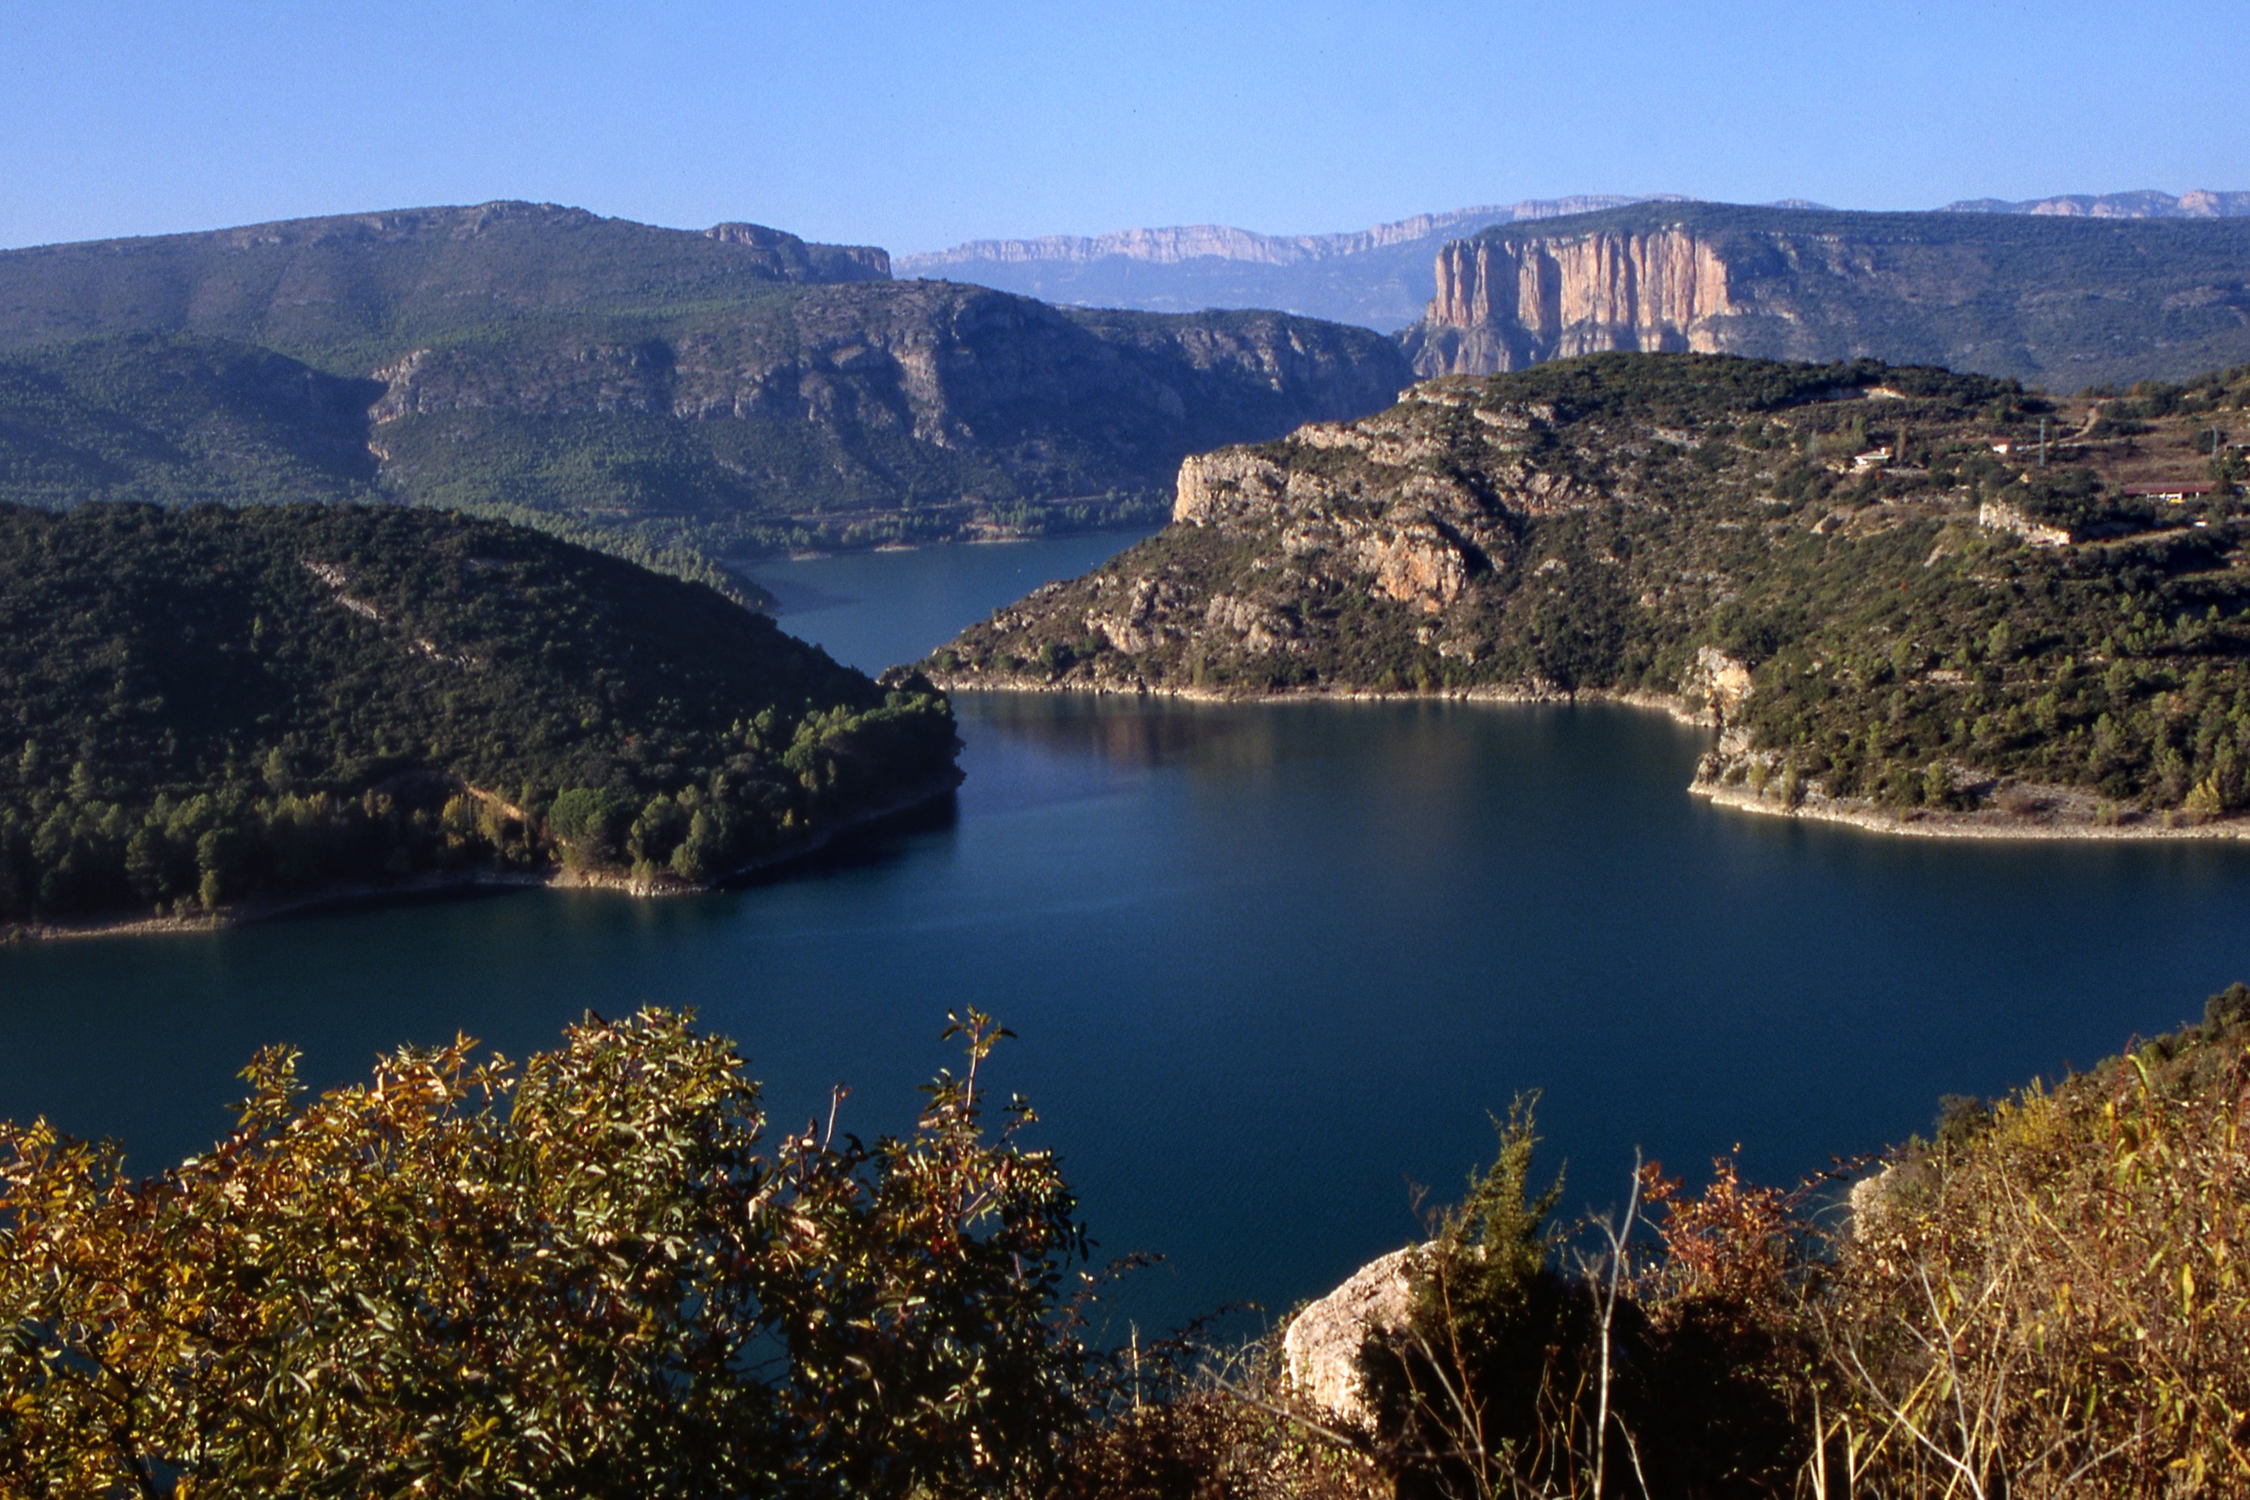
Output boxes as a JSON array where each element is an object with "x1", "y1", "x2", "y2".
[
  {"x1": 1682, "y1": 646, "x2": 1755, "y2": 723},
  {"x1": 1409, "y1": 228, "x2": 1735, "y2": 375},
  {"x1": 1976, "y1": 498, "x2": 2073, "y2": 547},
  {"x1": 1280, "y1": 1247, "x2": 1419, "y2": 1429},
  {"x1": 1167, "y1": 418, "x2": 1504, "y2": 620},
  {"x1": 703, "y1": 221, "x2": 890, "y2": 281}
]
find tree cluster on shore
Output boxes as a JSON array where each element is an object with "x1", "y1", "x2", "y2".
[{"x1": 0, "y1": 502, "x2": 960, "y2": 929}]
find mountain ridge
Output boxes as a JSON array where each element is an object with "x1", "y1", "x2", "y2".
[
  {"x1": 897, "y1": 196, "x2": 1680, "y2": 275},
  {"x1": 0, "y1": 204, "x2": 1415, "y2": 563},
  {"x1": 1943, "y1": 188, "x2": 2250, "y2": 218}
]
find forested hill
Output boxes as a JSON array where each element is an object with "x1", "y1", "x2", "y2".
[
  {"x1": 0, "y1": 333, "x2": 763, "y2": 600},
  {"x1": 0, "y1": 202, "x2": 892, "y2": 371},
  {"x1": 934, "y1": 352, "x2": 2250, "y2": 836},
  {"x1": 0, "y1": 502, "x2": 960, "y2": 932},
  {"x1": 0, "y1": 204, "x2": 1414, "y2": 561}
]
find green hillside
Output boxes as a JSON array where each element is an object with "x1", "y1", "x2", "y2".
[
  {"x1": 0, "y1": 202, "x2": 890, "y2": 371},
  {"x1": 0, "y1": 502, "x2": 959, "y2": 931},
  {"x1": 0, "y1": 333, "x2": 379, "y2": 506},
  {"x1": 0, "y1": 332, "x2": 762, "y2": 599}
]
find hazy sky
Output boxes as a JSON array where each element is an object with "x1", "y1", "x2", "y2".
[{"x1": 4, "y1": 1, "x2": 2244, "y2": 254}]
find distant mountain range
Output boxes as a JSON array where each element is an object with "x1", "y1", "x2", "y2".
[
  {"x1": 0, "y1": 203, "x2": 1412, "y2": 565},
  {"x1": 901, "y1": 189, "x2": 2250, "y2": 336},
  {"x1": 899, "y1": 197, "x2": 1687, "y2": 330},
  {"x1": 1942, "y1": 189, "x2": 2250, "y2": 218}
]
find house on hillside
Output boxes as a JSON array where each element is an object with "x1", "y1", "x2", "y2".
[{"x1": 2123, "y1": 482, "x2": 2218, "y2": 503}]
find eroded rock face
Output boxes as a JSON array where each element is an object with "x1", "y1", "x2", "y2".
[
  {"x1": 1684, "y1": 646, "x2": 1756, "y2": 723},
  {"x1": 1361, "y1": 522, "x2": 1469, "y2": 613},
  {"x1": 1281, "y1": 1246, "x2": 1419, "y2": 1429},
  {"x1": 1085, "y1": 576, "x2": 1198, "y2": 654},
  {"x1": 1204, "y1": 593, "x2": 1301, "y2": 653},
  {"x1": 1978, "y1": 498, "x2": 2072, "y2": 548},
  {"x1": 1409, "y1": 228, "x2": 1734, "y2": 376}
]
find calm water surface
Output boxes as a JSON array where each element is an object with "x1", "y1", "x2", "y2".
[{"x1": 7, "y1": 530, "x2": 2250, "y2": 1331}]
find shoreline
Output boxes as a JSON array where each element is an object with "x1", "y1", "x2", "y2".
[
  {"x1": 936, "y1": 673, "x2": 2250, "y2": 845},
  {"x1": 1688, "y1": 778, "x2": 2250, "y2": 842},
  {"x1": 935, "y1": 671, "x2": 1716, "y2": 728},
  {"x1": 733, "y1": 518, "x2": 1162, "y2": 571},
  {"x1": 2, "y1": 772, "x2": 963, "y2": 947}
]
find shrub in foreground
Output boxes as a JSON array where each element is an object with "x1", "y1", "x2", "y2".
[{"x1": 0, "y1": 1008, "x2": 1088, "y2": 1498}]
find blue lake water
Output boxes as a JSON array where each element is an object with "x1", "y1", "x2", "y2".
[{"x1": 6, "y1": 529, "x2": 2250, "y2": 1334}]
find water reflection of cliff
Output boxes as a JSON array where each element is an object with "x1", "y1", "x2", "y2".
[{"x1": 963, "y1": 692, "x2": 1286, "y2": 773}]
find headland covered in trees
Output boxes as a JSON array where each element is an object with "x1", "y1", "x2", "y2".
[
  {"x1": 0, "y1": 501, "x2": 961, "y2": 938},
  {"x1": 932, "y1": 351, "x2": 2250, "y2": 838}
]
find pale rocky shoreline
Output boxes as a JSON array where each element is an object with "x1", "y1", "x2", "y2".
[
  {"x1": 1690, "y1": 778, "x2": 2250, "y2": 841},
  {"x1": 937, "y1": 676, "x2": 2250, "y2": 844},
  {"x1": 2, "y1": 773, "x2": 962, "y2": 946}
]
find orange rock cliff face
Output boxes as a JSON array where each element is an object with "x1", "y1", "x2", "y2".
[{"x1": 1412, "y1": 228, "x2": 1736, "y2": 376}]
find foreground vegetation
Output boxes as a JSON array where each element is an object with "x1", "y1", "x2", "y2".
[
  {"x1": 938, "y1": 352, "x2": 2250, "y2": 831},
  {"x1": 8, "y1": 990, "x2": 2250, "y2": 1495},
  {"x1": 0, "y1": 502, "x2": 960, "y2": 930}
]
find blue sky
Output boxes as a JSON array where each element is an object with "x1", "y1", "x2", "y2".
[{"x1": 3, "y1": 1, "x2": 2244, "y2": 253}]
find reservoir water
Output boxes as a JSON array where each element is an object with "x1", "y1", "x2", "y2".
[{"x1": 8, "y1": 530, "x2": 2250, "y2": 1332}]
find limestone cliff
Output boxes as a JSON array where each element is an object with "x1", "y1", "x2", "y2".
[
  {"x1": 1398, "y1": 202, "x2": 2250, "y2": 389},
  {"x1": 1411, "y1": 227, "x2": 1735, "y2": 373}
]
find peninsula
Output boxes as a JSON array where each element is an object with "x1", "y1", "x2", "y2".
[
  {"x1": 930, "y1": 352, "x2": 2250, "y2": 837},
  {"x1": 0, "y1": 502, "x2": 961, "y2": 937}
]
